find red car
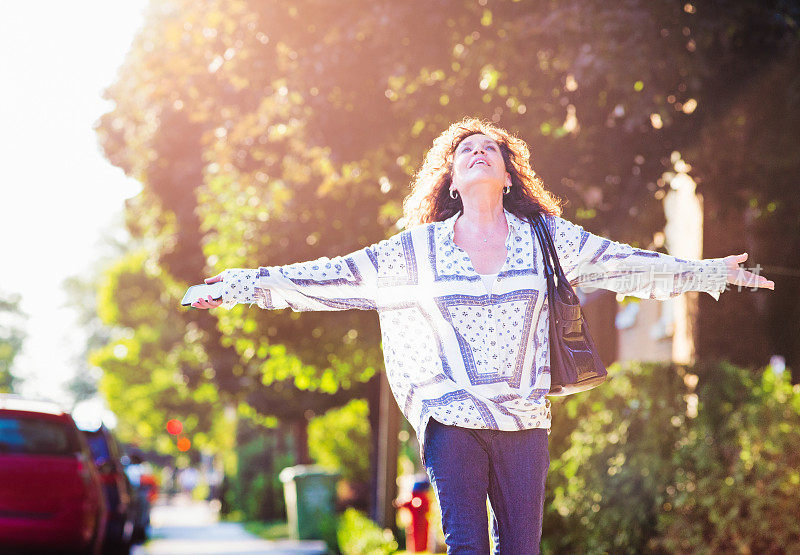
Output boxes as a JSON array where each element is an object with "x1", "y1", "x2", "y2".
[{"x1": 0, "y1": 395, "x2": 107, "y2": 554}]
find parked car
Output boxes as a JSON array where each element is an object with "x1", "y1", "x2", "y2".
[
  {"x1": 121, "y1": 449, "x2": 153, "y2": 543},
  {"x1": 0, "y1": 395, "x2": 107, "y2": 554},
  {"x1": 81, "y1": 425, "x2": 135, "y2": 554}
]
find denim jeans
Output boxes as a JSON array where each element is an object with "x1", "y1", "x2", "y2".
[{"x1": 422, "y1": 418, "x2": 550, "y2": 554}]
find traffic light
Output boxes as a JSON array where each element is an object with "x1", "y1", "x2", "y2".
[
  {"x1": 167, "y1": 419, "x2": 191, "y2": 452},
  {"x1": 166, "y1": 419, "x2": 183, "y2": 435}
]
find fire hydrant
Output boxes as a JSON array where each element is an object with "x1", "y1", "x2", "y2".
[{"x1": 394, "y1": 479, "x2": 431, "y2": 552}]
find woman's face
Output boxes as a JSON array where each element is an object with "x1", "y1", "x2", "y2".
[{"x1": 450, "y1": 133, "x2": 510, "y2": 195}]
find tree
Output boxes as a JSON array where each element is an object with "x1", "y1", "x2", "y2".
[
  {"x1": 0, "y1": 293, "x2": 26, "y2": 393},
  {"x1": 62, "y1": 276, "x2": 108, "y2": 406},
  {"x1": 90, "y1": 249, "x2": 233, "y2": 455},
  {"x1": 97, "y1": 1, "x2": 800, "y2": 395},
  {"x1": 308, "y1": 399, "x2": 372, "y2": 486}
]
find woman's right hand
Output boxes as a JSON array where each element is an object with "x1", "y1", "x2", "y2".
[{"x1": 191, "y1": 273, "x2": 224, "y2": 309}]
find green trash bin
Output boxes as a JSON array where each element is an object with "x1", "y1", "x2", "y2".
[{"x1": 279, "y1": 465, "x2": 340, "y2": 540}]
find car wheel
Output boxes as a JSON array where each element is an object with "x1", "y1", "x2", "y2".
[
  {"x1": 132, "y1": 524, "x2": 148, "y2": 544},
  {"x1": 80, "y1": 514, "x2": 104, "y2": 555},
  {"x1": 107, "y1": 542, "x2": 131, "y2": 555},
  {"x1": 76, "y1": 535, "x2": 101, "y2": 555}
]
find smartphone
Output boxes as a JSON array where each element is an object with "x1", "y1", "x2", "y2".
[{"x1": 181, "y1": 282, "x2": 225, "y2": 306}]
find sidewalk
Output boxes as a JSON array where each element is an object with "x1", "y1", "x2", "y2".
[{"x1": 132, "y1": 495, "x2": 328, "y2": 555}]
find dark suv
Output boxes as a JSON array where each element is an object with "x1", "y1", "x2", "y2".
[{"x1": 81, "y1": 426, "x2": 135, "y2": 555}]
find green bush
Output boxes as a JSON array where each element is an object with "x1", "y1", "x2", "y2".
[
  {"x1": 244, "y1": 520, "x2": 290, "y2": 540},
  {"x1": 542, "y1": 360, "x2": 800, "y2": 554},
  {"x1": 337, "y1": 508, "x2": 398, "y2": 555},
  {"x1": 655, "y1": 361, "x2": 800, "y2": 553},
  {"x1": 543, "y1": 360, "x2": 686, "y2": 553},
  {"x1": 308, "y1": 399, "x2": 372, "y2": 484}
]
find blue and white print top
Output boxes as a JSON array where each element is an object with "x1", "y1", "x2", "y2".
[{"x1": 220, "y1": 210, "x2": 729, "y2": 463}]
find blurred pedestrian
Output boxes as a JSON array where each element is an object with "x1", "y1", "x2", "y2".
[
  {"x1": 207, "y1": 465, "x2": 223, "y2": 502},
  {"x1": 192, "y1": 117, "x2": 773, "y2": 553},
  {"x1": 178, "y1": 466, "x2": 199, "y2": 495},
  {"x1": 166, "y1": 465, "x2": 179, "y2": 501}
]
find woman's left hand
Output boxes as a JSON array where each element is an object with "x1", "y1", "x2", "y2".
[{"x1": 723, "y1": 252, "x2": 774, "y2": 290}]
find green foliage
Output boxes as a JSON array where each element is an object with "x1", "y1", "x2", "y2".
[
  {"x1": 544, "y1": 361, "x2": 690, "y2": 553},
  {"x1": 542, "y1": 360, "x2": 800, "y2": 554},
  {"x1": 0, "y1": 293, "x2": 25, "y2": 393},
  {"x1": 308, "y1": 399, "x2": 372, "y2": 484},
  {"x1": 243, "y1": 520, "x2": 290, "y2": 540},
  {"x1": 63, "y1": 257, "x2": 125, "y2": 406},
  {"x1": 337, "y1": 508, "x2": 398, "y2": 555},
  {"x1": 91, "y1": 249, "x2": 234, "y2": 457},
  {"x1": 654, "y1": 362, "x2": 800, "y2": 553},
  {"x1": 225, "y1": 417, "x2": 293, "y2": 522}
]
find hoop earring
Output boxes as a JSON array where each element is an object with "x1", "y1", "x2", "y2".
[
  {"x1": 503, "y1": 185, "x2": 511, "y2": 195},
  {"x1": 449, "y1": 188, "x2": 458, "y2": 200}
]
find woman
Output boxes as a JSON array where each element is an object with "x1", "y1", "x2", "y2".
[{"x1": 192, "y1": 118, "x2": 774, "y2": 553}]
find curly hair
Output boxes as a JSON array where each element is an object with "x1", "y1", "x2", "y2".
[{"x1": 402, "y1": 117, "x2": 564, "y2": 227}]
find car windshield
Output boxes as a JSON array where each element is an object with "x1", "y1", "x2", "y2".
[{"x1": 0, "y1": 416, "x2": 80, "y2": 456}]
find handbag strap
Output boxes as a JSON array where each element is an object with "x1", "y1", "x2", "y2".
[
  {"x1": 530, "y1": 214, "x2": 553, "y2": 279},
  {"x1": 531, "y1": 212, "x2": 567, "y2": 287},
  {"x1": 535, "y1": 212, "x2": 572, "y2": 284}
]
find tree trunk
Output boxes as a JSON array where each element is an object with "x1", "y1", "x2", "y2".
[
  {"x1": 366, "y1": 373, "x2": 381, "y2": 520},
  {"x1": 371, "y1": 371, "x2": 400, "y2": 528},
  {"x1": 292, "y1": 418, "x2": 311, "y2": 465}
]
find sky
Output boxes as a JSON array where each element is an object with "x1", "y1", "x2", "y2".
[{"x1": 1, "y1": 1, "x2": 149, "y2": 405}]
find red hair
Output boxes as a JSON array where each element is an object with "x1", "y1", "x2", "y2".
[{"x1": 403, "y1": 117, "x2": 563, "y2": 227}]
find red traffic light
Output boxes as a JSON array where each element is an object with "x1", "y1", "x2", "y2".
[{"x1": 166, "y1": 419, "x2": 183, "y2": 435}]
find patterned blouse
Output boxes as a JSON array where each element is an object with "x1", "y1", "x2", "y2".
[{"x1": 220, "y1": 210, "x2": 728, "y2": 463}]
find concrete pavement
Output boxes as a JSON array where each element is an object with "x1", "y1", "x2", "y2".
[{"x1": 132, "y1": 495, "x2": 328, "y2": 555}]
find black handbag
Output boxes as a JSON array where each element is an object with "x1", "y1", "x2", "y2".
[{"x1": 530, "y1": 212, "x2": 608, "y2": 396}]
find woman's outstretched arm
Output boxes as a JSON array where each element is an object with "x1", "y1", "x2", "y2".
[
  {"x1": 191, "y1": 244, "x2": 381, "y2": 311},
  {"x1": 547, "y1": 215, "x2": 774, "y2": 301}
]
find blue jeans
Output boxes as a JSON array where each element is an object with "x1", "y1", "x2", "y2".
[{"x1": 423, "y1": 418, "x2": 550, "y2": 554}]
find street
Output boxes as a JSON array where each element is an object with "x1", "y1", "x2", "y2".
[{"x1": 132, "y1": 495, "x2": 328, "y2": 555}]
